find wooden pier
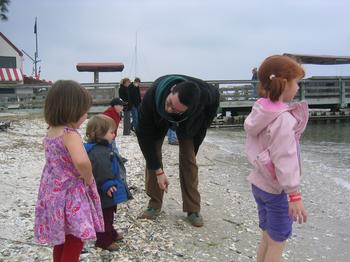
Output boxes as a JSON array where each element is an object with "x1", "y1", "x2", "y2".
[
  {"x1": 213, "y1": 77, "x2": 350, "y2": 113},
  {"x1": 0, "y1": 77, "x2": 349, "y2": 124}
]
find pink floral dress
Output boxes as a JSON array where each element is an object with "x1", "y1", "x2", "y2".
[{"x1": 34, "y1": 127, "x2": 104, "y2": 246}]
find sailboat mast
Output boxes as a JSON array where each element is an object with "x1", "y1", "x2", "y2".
[{"x1": 134, "y1": 32, "x2": 138, "y2": 78}]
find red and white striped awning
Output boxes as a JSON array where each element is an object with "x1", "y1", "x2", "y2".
[{"x1": 0, "y1": 68, "x2": 23, "y2": 82}]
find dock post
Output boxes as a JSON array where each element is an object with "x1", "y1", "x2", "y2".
[
  {"x1": 340, "y1": 78, "x2": 346, "y2": 108},
  {"x1": 300, "y1": 81, "x2": 305, "y2": 101},
  {"x1": 94, "y1": 71, "x2": 99, "y2": 84},
  {"x1": 115, "y1": 83, "x2": 120, "y2": 98}
]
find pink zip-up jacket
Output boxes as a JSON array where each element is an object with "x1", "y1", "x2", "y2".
[{"x1": 244, "y1": 98, "x2": 309, "y2": 194}]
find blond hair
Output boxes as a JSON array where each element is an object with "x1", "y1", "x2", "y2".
[{"x1": 86, "y1": 114, "x2": 116, "y2": 143}]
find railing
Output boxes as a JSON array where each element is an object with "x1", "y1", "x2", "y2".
[
  {"x1": 0, "y1": 78, "x2": 349, "y2": 110},
  {"x1": 217, "y1": 78, "x2": 350, "y2": 109},
  {"x1": 0, "y1": 83, "x2": 118, "y2": 109}
]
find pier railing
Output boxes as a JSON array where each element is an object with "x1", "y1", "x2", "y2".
[
  {"x1": 214, "y1": 77, "x2": 350, "y2": 110},
  {"x1": 0, "y1": 78, "x2": 349, "y2": 110}
]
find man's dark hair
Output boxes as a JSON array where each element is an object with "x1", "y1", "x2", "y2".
[{"x1": 171, "y1": 81, "x2": 200, "y2": 108}]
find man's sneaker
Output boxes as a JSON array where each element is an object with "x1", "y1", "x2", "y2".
[
  {"x1": 187, "y1": 212, "x2": 204, "y2": 227},
  {"x1": 138, "y1": 207, "x2": 161, "y2": 219}
]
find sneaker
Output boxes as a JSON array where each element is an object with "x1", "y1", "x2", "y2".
[
  {"x1": 105, "y1": 242, "x2": 119, "y2": 252},
  {"x1": 120, "y1": 156, "x2": 128, "y2": 163},
  {"x1": 138, "y1": 207, "x2": 161, "y2": 219},
  {"x1": 187, "y1": 212, "x2": 204, "y2": 227}
]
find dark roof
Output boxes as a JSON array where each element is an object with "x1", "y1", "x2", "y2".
[
  {"x1": 76, "y1": 63, "x2": 124, "y2": 72},
  {"x1": 283, "y1": 53, "x2": 350, "y2": 65},
  {"x1": 0, "y1": 32, "x2": 23, "y2": 56},
  {"x1": 23, "y1": 75, "x2": 52, "y2": 84}
]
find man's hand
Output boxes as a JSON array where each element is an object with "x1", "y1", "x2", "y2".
[
  {"x1": 107, "y1": 186, "x2": 117, "y2": 197},
  {"x1": 288, "y1": 200, "x2": 307, "y2": 224},
  {"x1": 156, "y1": 173, "x2": 170, "y2": 193}
]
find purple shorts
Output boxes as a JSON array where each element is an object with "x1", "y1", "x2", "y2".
[{"x1": 252, "y1": 184, "x2": 293, "y2": 242}]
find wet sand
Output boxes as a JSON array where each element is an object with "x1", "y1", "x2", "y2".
[{"x1": 0, "y1": 113, "x2": 349, "y2": 261}]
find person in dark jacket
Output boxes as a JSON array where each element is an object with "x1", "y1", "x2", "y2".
[
  {"x1": 128, "y1": 77, "x2": 142, "y2": 131},
  {"x1": 251, "y1": 67, "x2": 258, "y2": 99},
  {"x1": 136, "y1": 74, "x2": 220, "y2": 227},
  {"x1": 85, "y1": 115, "x2": 132, "y2": 251},
  {"x1": 118, "y1": 78, "x2": 132, "y2": 135}
]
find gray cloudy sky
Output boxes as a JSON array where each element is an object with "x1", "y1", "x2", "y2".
[{"x1": 1, "y1": 0, "x2": 350, "y2": 83}]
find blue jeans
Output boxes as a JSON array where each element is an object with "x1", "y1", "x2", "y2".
[
  {"x1": 123, "y1": 110, "x2": 131, "y2": 135},
  {"x1": 167, "y1": 129, "x2": 178, "y2": 143},
  {"x1": 130, "y1": 106, "x2": 139, "y2": 130}
]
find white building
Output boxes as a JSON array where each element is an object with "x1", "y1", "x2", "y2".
[{"x1": 0, "y1": 32, "x2": 23, "y2": 85}]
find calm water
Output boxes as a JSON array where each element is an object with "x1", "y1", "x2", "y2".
[
  {"x1": 303, "y1": 121, "x2": 350, "y2": 144},
  {"x1": 206, "y1": 121, "x2": 350, "y2": 190}
]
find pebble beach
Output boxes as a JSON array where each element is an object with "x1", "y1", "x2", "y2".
[{"x1": 0, "y1": 113, "x2": 349, "y2": 262}]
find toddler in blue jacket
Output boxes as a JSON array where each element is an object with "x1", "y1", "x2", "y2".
[{"x1": 85, "y1": 114, "x2": 132, "y2": 251}]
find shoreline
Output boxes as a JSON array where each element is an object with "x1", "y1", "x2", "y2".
[{"x1": 0, "y1": 115, "x2": 349, "y2": 261}]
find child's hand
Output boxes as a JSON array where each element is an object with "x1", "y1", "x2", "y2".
[
  {"x1": 83, "y1": 175, "x2": 94, "y2": 186},
  {"x1": 288, "y1": 200, "x2": 307, "y2": 224},
  {"x1": 107, "y1": 186, "x2": 117, "y2": 197}
]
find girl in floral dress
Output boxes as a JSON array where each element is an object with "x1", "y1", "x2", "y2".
[{"x1": 34, "y1": 80, "x2": 104, "y2": 262}]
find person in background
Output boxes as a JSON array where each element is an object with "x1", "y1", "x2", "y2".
[
  {"x1": 102, "y1": 97, "x2": 127, "y2": 137},
  {"x1": 102, "y1": 97, "x2": 128, "y2": 161},
  {"x1": 128, "y1": 77, "x2": 142, "y2": 132},
  {"x1": 85, "y1": 114, "x2": 132, "y2": 251},
  {"x1": 34, "y1": 80, "x2": 104, "y2": 262},
  {"x1": 136, "y1": 74, "x2": 220, "y2": 227},
  {"x1": 244, "y1": 55, "x2": 308, "y2": 262},
  {"x1": 118, "y1": 78, "x2": 132, "y2": 135},
  {"x1": 251, "y1": 67, "x2": 258, "y2": 99},
  {"x1": 167, "y1": 128, "x2": 179, "y2": 145}
]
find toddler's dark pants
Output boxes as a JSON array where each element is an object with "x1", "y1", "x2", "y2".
[
  {"x1": 95, "y1": 206, "x2": 120, "y2": 249},
  {"x1": 146, "y1": 138, "x2": 200, "y2": 213},
  {"x1": 53, "y1": 234, "x2": 83, "y2": 262}
]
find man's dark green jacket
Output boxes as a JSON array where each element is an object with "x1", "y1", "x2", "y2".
[{"x1": 136, "y1": 74, "x2": 220, "y2": 170}]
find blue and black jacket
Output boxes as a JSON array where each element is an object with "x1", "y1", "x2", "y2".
[{"x1": 84, "y1": 140, "x2": 132, "y2": 209}]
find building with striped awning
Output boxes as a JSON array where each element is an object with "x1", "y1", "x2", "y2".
[
  {"x1": 0, "y1": 32, "x2": 24, "y2": 85},
  {"x1": 0, "y1": 67, "x2": 23, "y2": 82}
]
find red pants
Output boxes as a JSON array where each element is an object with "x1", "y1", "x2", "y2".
[{"x1": 53, "y1": 234, "x2": 83, "y2": 262}]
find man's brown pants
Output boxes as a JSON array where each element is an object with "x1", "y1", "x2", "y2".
[{"x1": 145, "y1": 138, "x2": 200, "y2": 213}]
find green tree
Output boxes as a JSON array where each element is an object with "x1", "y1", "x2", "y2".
[{"x1": 0, "y1": 0, "x2": 10, "y2": 21}]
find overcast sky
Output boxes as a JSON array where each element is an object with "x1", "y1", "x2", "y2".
[{"x1": 1, "y1": 0, "x2": 350, "y2": 83}]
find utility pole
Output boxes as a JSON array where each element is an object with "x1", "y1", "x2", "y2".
[
  {"x1": 33, "y1": 17, "x2": 40, "y2": 79},
  {"x1": 22, "y1": 17, "x2": 41, "y2": 79}
]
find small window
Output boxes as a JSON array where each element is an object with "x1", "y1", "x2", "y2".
[{"x1": 0, "y1": 56, "x2": 17, "y2": 68}]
